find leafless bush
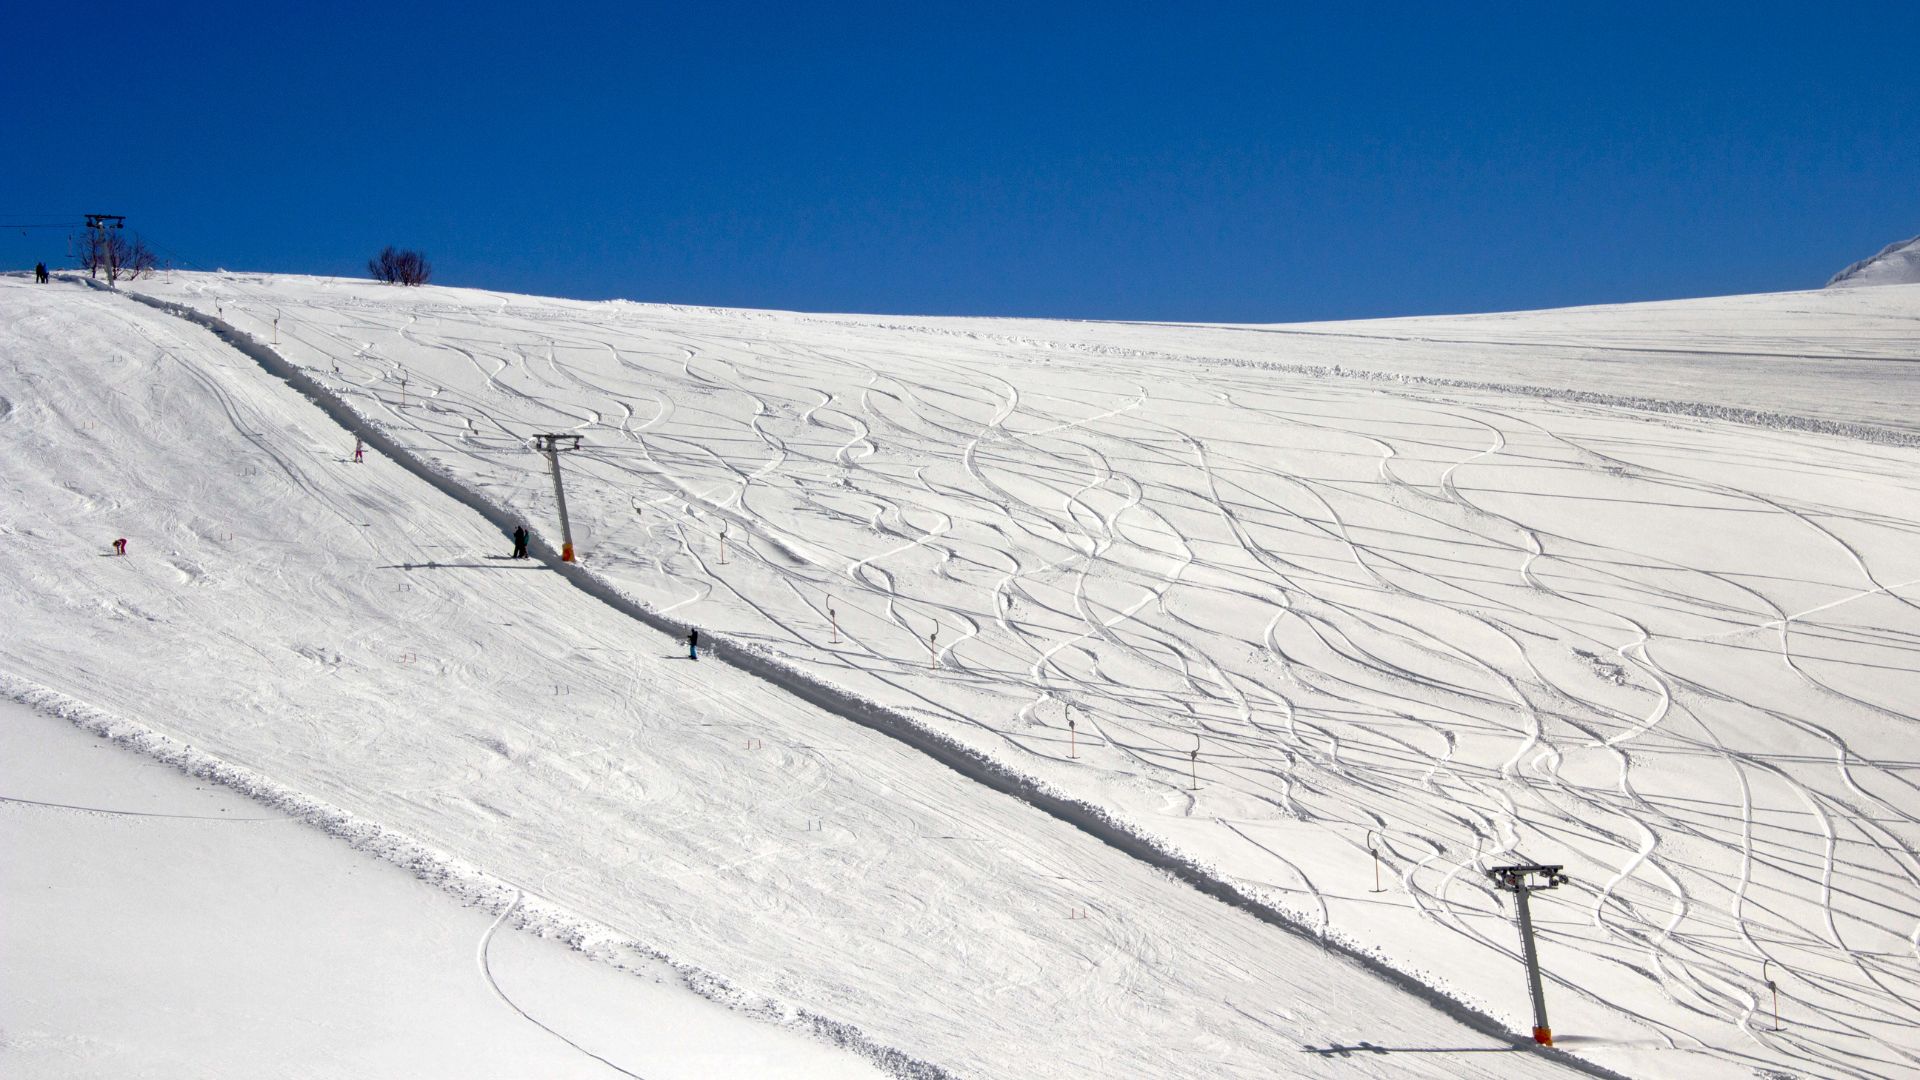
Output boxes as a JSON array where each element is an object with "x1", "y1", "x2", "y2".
[
  {"x1": 77, "y1": 231, "x2": 161, "y2": 280},
  {"x1": 368, "y1": 246, "x2": 432, "y2": 286}
]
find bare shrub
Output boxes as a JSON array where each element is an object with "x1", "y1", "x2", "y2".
[
  {"x1": 77, "y1": 231, "x2": 161, "y2": 280},
  {"x1": 368, "y1": 246, "x2": 432, "y2": 286}
]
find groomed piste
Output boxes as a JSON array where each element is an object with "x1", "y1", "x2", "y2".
[{"x1": 4, "y1": 270, "x2": 1917, "y2": 1078}]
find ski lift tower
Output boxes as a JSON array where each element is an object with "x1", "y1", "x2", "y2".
[
  {"x1": 1487, "y1": 862, "x2": 1569, "y2": 1046},
  {"x1": 84, "y1": 214, "x2": 126, "y2": 285},
  {"x1": 532, "y1": 433, "x2": 583, "y2": 562}
]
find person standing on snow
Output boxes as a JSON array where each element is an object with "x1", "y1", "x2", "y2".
[
  {"x1": 511, "y1": 526, "x2": 529, "y2": 559},
  {"x1": 688, "y1": 628, "x2": 699, "y2": 661},
  {"x1": 34, "y1": 262, "x2": 49, "y2": 284}
]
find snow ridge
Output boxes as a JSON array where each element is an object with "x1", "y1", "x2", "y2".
[{"x1": 1827, "y1": 234, "x2": 1920, "y2": 289}]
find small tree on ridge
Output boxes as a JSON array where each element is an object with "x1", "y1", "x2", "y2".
[
  {"x1": 369, "y1": 246, "x2": 431, "y2": 286},
  {"x1": 78, "y1": 231, "x2": 161, "y2": 280}
]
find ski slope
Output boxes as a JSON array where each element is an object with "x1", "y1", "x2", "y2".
[
  {"x1": 8, "y1": 270, "x2": 1920, "y2": 1077},
  {"x1": 0, "y1": 274, "x2": 1612, "y2": 1078}
]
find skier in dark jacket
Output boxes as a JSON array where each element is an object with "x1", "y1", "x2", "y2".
[
  {"x1": 688, "y1": 628, "x2": 699, "y2": 661},
  {"x1": 511, "y1": 526, "x2": 529, "y2": 559},
  {"x1": 35, "y1": 262, "x2": 49, "y2": 284}
]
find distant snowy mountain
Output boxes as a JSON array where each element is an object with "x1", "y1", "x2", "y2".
[{"x1": 1826, "y1": 233, "x2": 1920, "y2": 287}]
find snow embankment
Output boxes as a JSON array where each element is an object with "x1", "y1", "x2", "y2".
[{"x1": 0, "y1": 696, "x2": 879, "y2": 1080}]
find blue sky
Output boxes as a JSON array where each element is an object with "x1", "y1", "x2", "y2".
[{"x1": 4, "y1": 3, "x2": 1915, "y2": 320}]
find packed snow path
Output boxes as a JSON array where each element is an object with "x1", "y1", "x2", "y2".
[
  {"x1": 127, "y1": 271, "x2": 1920, "y2": 1079},
  {"x1": 0, "y1": 276, "x2": 1618, "y2": 1078}
]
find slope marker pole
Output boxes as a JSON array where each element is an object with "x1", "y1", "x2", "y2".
[
  {"x1": 1367, "y1": 830, "x2": 1384, "y2": 893},
  {"x1": 1763, "y1": 960, "x2": 1780, "y2": 1031}
]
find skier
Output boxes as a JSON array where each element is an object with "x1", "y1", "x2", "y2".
[
  {"x1": 511, "y1": 525, "x2": 529, "y2": 559},
  {"x1": 688, "y1": 627, "x2": 699, "y2": 661},
  {"x1": 34, "y1": 262, "x2": 49, "y2": 284},
  {"x1": 112, "y1": 537, "x2": 127, "y2": 556},
  {"x1": 352, "y1": 437, "x2": 364, "y2": 464}
]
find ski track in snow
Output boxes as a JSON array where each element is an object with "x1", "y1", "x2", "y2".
[{"x1": 479, "y1": 892, "x2": 652, "y2": 1080}]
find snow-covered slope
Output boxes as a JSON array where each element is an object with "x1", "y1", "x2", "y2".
[
  {"x1": 1, "y1": 275, "x2": 1607, "y2": 1079},
  {"x1": 1, "y1": 700, "x2": 878, "y2": 1080},
  {"x1": 1828, "y1": 235, "x2": 1920, "y2": 288},
  {"x1": 8, "y1": 270, "x2": 1919, "y2": 1079}
]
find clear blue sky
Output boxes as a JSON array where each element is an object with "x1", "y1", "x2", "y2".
[{"x1": 4, "y1": 3, "x2": 1916, "y2": 320}]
